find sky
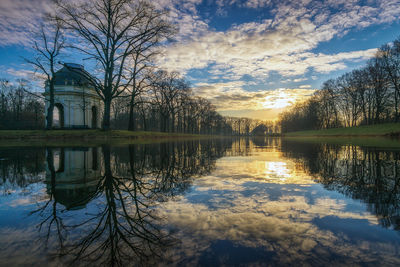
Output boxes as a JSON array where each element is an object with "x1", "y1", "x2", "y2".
[{"x1": 1, "y1": 0, "x2": 400, "y2": 120}]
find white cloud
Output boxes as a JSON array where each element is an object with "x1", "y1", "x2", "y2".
[
  {"x1": 293, "y1": 77, "x2": 307, "y2": 82},
  {"x1": 0, "y1": 0, "x2": 54, "y2": 46},
  {"x1": 157, "y1": 0, "x2": 390, "y2": 78},
  {"x1": 243, "y1": 0, "x2": 272, "y2": 8}
]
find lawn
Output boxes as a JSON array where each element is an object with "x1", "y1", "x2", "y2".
[
  {"x1": 0, "y1": 129, "x2": 208, "y2": 146},
  {"x1": 284, "y1": 123, "x2": 400, "y2": 137}
]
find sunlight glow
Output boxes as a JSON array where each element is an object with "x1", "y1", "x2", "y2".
[
  {"x1": 237, "y1": 150, "x2": 314, "y2": 184},
  {"x1": 264, "y1": 161, "x2": 291, "y2": 182},
  {"x1": 262, "y1": 91, "x2": 294, "y2": 109}
]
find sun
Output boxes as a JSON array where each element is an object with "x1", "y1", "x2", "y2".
[{"x1": 261, "y1": 90, "x2": 294, "y2": 109}]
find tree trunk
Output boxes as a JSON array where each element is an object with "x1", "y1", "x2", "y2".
[
  {"x1": 141, "y1": 108, "x2": 147, "y2": 131},
  {"x1": 128, "y1": 105, "x2": 135, "y2": 131},
  {"x1": 128, "y1": 93, "x2": 135, "y2": 131},
  {"x1": 102, "y1": 98, "x2": 112, "y2": 131},
  {"x1": 395, "y1": 86, "x2": 399, "y2": 122},
  {"x1": 46, "y1": 79, "x2": 55, "y2": 130}
]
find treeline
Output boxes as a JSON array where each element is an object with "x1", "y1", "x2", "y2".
[
  {"x1": 0, "y1": 79, "x2": 44, "y2": 130},
  {"x1": 1, "y1": 71, "x2": 270, "y2": 135},
  {"x1": 225, "y1": 117, "x2": 278, "y2": 135},
  {"x1": 280, "y1": 38, "x2": 400, "y2": 133},
  {"x1": 111, "y1": 71, "x2": 232, "y2": 135},
  {"x1": 110, "y1": 70, "x2": 272, "y2": 135}
]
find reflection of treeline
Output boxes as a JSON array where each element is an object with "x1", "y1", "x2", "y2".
[
  {"x1": 223, "y1": 137, "x2": 282, "y2": 157},
  {"x1": 280, "y1": 38, "x2": 400, "y2": 133},
  {"x1": 0, "y1": 147, "x2": 45, "y2": 190},
  {"x1": 111, "y1": 139, "x2": 233, "y2": 198},
  {"x1": 0, "y1": 79, "x2": 44, "y2": 130},
  {"x1": 282, "y1": 141, "x2": 400, "y2": 230}
]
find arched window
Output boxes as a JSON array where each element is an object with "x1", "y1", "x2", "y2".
[
  {"x1": 53, "y1": 103, "x2": 64, "y2": 128},
  {"x1": 92, "y1": 147, "x2": 98, "y2": 170},
  {"x1": 53, "y1": 148, "x2": 65, "y2": 173},
  {"x1": 91, "y1": 106, "x2": 97, "y2": 128}
]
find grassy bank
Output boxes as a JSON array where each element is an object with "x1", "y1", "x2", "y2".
[
  {"x1": 283, "y1": 136, "x2": 400, "y2": 148},
  {"x1": 284, "y1": 123, "x2": 400, "y2": 137},
  {"x1": 0, "y1": 130, "x2": 208, "y2": 146}
]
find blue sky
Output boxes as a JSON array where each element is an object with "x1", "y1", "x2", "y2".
[{"x1": 1, "y1": 0, "x2": 400, "y2": 120}]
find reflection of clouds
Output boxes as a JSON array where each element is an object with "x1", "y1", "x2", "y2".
[
  {"x1": 264, "y1": 161, "x2": 291, "y2": 180},
  {"x1": 0, "y1": 227, "x2": 60, "y2": 266},
  {"x1": 160, "y1": 188, "x2": 397, "y2": 265},
  {"x1": 157, "y1": 150, "x2": 400, "y2": 265},
  {"x1": 209, "y1": 151, "x2": 315, "y2": 185},
  {"x1": 0, "y1": 223, "x2": 90, "y2": 266},
  {"x1": 8, "y1": 197, "x2": 35, "y2": 207},
  {"x1": 0, "y1": 183, "x2": 47, "y2": 208}
]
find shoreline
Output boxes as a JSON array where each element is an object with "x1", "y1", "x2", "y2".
[
  {"x1": 283, "y1": 123, "x2": 400, "y2": 138},
  {"x1": 0, "y1": 130, "x2": 215, "y2": 146}
]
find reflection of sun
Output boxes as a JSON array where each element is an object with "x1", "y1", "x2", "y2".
[
  {"x1": 262, "y1": 91, "x2": 293, "y2": 109},
  {"x1": 264, "y1": 161, "x2": 291, "y2": 181}
]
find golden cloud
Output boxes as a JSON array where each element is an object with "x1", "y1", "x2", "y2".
[{"x1": 193, "y1": 83, "x2": 316, "y2": 119}]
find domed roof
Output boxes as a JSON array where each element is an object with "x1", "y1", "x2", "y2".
[
  {"x1": 55, "y1": 187, "x2": 98, "y2": 210},
  {"x1": 46, "y1": 183, "x2": 99, "y2": 210},
  {"x1": 54, "y1": 63, "x2": 94, "y2": 86}
]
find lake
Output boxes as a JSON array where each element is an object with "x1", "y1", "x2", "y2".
[{"x1": 0, "y1": 138, "x2": 400, "y2": 266}]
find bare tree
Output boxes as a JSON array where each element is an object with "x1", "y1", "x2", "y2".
[
  {"x1": 380, "y1": 41, "x2": 400, "y2": 121},
  {"x1": 278, "y1": 37, "x2": 400, "y2": 132},
  {"x1": 25, "y1": 21, "x2": 64, "y2": 129},
  {"x1": 149, "y1": 71, "x2": 190, "y2": 132},
  {"x1": 367, "y1": 56, "x2": 390, "y2": 123},
  {"x1": 127, "y1": 29, "x2": 166, "y2": 131},
  {"x1": 54, "y1": 0, "x2": 174, "y2": 130},
  {"x1": 0, "y1": 79, "x2": 9, "y2": 124}
]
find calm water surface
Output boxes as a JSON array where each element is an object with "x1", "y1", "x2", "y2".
[{"x1": 0, "y1": 138, "x2": 400, "y2": 266}]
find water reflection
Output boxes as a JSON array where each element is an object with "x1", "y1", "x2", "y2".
[
  {"x1": 282, "y1": 140, "x2": 400, "y2": 231},
  {"x1": 0, "y1": 138, "x2": 400, "y2": 266},
  {"x1": 31, "y1": 140, "x2": 232, "y2": 266},
  {"x1": 0, "y1": 147, "x2": 45, "y2": 193},
  {"x1": 45, "y1": 148, "x2": 101, "y2": 210},
  {"x1": 158, "y1": 139, "x2": 400, "y2": 265}
]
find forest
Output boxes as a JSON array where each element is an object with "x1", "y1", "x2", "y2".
[
  {"x1": 0, "y1": 74, "x2": 275, "y2": 135},
  {"x1": 280, "y1": 38, "x2": 400, "y2": 133},
  {"x1": 0, "y1": 79, "x2": 44, "y2": 129}
]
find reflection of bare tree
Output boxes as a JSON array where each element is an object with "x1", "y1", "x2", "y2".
[
  {"x1": 282, "y1": 141, "x2": 400, "y2": 230},
  {"x1": 65, "y1": 145, "x2": 172, "y2": 266},
  {"x1": 30, "y1": 148, "x2": 67, "y2": 252},
  {"x1": 30, "y1": 139, "x2": 233, "y2": 266}
]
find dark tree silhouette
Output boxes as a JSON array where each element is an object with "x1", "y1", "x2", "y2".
[{"x1": 54, "y1": 0, "x2": 174, "y2": 130}]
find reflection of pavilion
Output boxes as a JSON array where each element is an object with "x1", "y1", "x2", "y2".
[{"x1": 46, "y1": 147, "x2": 102, "y2": 210}]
